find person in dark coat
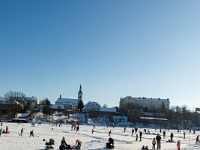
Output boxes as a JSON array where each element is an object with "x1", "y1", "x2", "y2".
[
  {"x1": 106, "y1": 138, "x2": 114, "y2": 149},
  {"x1": 156, "y1": 134, "x2": 161, "y2": 149},
  {"x1": 139, "y1": 131, "x2": 142, "y2": 141},
  {"x1": 30, "y1": 130, "x2": 34, "y2": 137},
  {"x1": 163, "y1": 130, "x2": 166, "y2": 139},
  {"x1": 170, "y1": 133, "x2": 174, "y2": 141}
]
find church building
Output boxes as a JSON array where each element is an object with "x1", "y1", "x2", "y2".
[{"x1": 55, "y1": 85, "x2": 83, "y2": 110}]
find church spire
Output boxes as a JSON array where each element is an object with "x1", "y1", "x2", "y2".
[
  {"x1": 79, "y1": 84, "x2": 82, "y2": 92},
  {"x1": 78, "y1": 84, "x2": 82, "y2": 101}
]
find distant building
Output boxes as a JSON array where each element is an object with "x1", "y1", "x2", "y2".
[
  {"x1": 55, "y1": 85, "x2": 83, "y2": 111},
  {"x1": 100, "y1": 107, "x2": 117, "y2": 113},
  {"x1": 24, "y1": 96, "x2": 40, "y2": 110},
  {"x1": 119, "y1": 96, "x2": 170, "y2": 111},
  {"x1": 0, "y1": 100, "x2": 23, "y2": 117},
  {"x1": 85, "y1": 101, "x2": 101, "y2": 112},
  {"x1": 50, "y1": 104, "x2": 64, "y2": 110},
  {"x1": 2, "y1": 96, "x2": 39, "y2": 111}
]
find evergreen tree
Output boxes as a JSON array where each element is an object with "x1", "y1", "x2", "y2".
[
  {"x1": 77, "y1": 100, "x2": 84, "y2": 111},
  {"x1": 43, "y1": 99, "x2": 53, "y2": 120}
]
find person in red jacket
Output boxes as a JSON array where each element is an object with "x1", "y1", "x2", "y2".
[
  {"x1": 177, "y1": 140, "x2": 180, "y2": 150},
  {"x1": 108, "y1": 130, "x2": 111, "y2": 136},
  {"x1": 75, "y1": 139, "x2": 82, "y2": 150}
]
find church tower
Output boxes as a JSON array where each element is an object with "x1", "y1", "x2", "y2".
[{"x1": 78, "y1": 84, "x2": 82, "y2": 101}]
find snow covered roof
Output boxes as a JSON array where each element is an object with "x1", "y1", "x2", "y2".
[
  {"x1": 121, "y1": 96, "x2": 170, "y2": 102},
  {"x1": 17, "y1": 111, "x2": 31, "y2": 117},
  {"x1": 140, "y1": 117, "x2": 168, "y2": 120},
  {"x1": 0, "y1": 100, "x2": 21, "y2": 105},
  {"x1": 100, "y1": 107, "x2": 116, "y2": 112},
  {"x1": 144, "y1": 112, "x2": 166, "y2": 117},
  {"x1": 56, "y1": 98, "x2": 79, "y2": 104},
  {"x1": 135, "y1": 97, "x2": 169, "y2": 102},
  {"x1": 25, "y1": 97, "x2": 38, "y2": 101},
  {"x1": 51, "y1": 104, "x2": 64, "y2": 109},
  {"x1": 85, "y1": 101, "x2": 100, "y2": 106}
]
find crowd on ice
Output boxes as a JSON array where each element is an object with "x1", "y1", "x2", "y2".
[{"x1": 0, "y1": 121, "x2": 199, "y2": 150}]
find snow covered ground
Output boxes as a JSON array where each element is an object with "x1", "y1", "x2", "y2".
[{"x1": 0, "y1": 122, "x2": 199, "y2": 150}]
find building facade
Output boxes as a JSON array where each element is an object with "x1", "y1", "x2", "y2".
[
  {"x1": 55, "y1": 85, "x2": 83, "y2": 111},
  {"x1": 85, "y1": 101, "x2": 101, "y2": 112},
  {"x1": 119, "y1": 96, "x2": 170, "y2": 111},
  {"x1": 25, "y1": 96, "x2": 40, "y2": 110}
]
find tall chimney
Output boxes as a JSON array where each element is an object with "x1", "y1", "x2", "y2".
[{"x1": 60, "y1": 95, "x2": 61, "y2": 99}]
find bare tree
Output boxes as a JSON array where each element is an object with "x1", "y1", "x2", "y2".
[{"x1": 4, "y1": 91, "x2": 25, "y2": 118}]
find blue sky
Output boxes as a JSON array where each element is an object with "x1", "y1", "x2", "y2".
[{"x1": 0, "y1": 0, "x2": 200, "y2": 110}]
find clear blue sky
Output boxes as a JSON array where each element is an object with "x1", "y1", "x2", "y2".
[{"x1": 0, "y1": 0, "x2": 200, "y2": 110}]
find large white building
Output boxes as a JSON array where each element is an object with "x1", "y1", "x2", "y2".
[
  {"x1": 85, "y1": 101, "x2": 101, "y2": 112},
  {"x1": 119, "y1": 96, "x2": 170, "y2": 111},
  {"x1": 55, "y1": 85, "x2": 83, "y2": 110}
]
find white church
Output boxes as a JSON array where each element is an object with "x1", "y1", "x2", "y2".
[{"x1": 54, "y1": 85, "x2": 83, "y2": 111}]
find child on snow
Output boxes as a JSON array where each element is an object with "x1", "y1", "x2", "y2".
[
  {"x1": 108, "y1": 130, "x2": 111, "y2": 136},
  {"x1": 136, "y1": 133, "x2": 139, "y2": 141},
  {"x1": 30, "y1": 130, "x2": 34, "y2": 137},
  {"x1": 75, "y1": 139, "x2": 82, "y2": 150},
  {"x1": 19, "y1": 128, "x2": 23, "y2": 136},
  {"x1": 177, "y1": 140, "x2": 180, "y2": 150},
  {"x1": 152, "y1": 138, "x2": 156, "y2": 149}
]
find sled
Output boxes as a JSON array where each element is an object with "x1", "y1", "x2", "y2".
[
  {"x1": 106, "y1": 143, "x2": 114, "y2": 149},
  {"x1": 44, "y1": 138, "x2": 55, "y2": 150},
  {"x1": 45, "y1": 145, "x2": 54, "y2": 149}
]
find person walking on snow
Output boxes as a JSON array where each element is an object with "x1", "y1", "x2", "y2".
[
  {"x1": 170, "y1": 133, "x2": 174, "y2": 141},
  {"x1": 163, "y1": 130, "x2": 166, "y2": 139},
  {"x1": 139, "y1": 131, "x2": 142, "y2": 141},
  {"x1": 132, "y1": 129, "x2": 134, "y2": 135},
  {"x1": 136, "y1": 133, "x2": 138, "y2": 141},
  {"x1": 183, "y1": 131, "x2": 186, "y2": 139},
  {"x1": 123, "y1": 127, "x2": 126, "y2": 133},
  {"x1": 108, "y1": 130, "x2": 111, "y2": 136},
  {"x1": 196, "y1": 135, "x2": 199, "y2": 144},
  {"x1": 156, "y1": 134, "x2": 161, "y2": 149},
  {"x1": 75, "y1": 139, "x2": 82, "y2": 150},
  {"x1": 30, "y1": 130, "x2": 34, "y2": 137},
  {"x1": 177, "y1": 140, "x2": 181, "y2": 150},
  {"x1": 152, "y1": 138, "x2": 156, "y2": 149},
  {"x1": 19, "y1": 128, "x2": 23, "y2": 136}
]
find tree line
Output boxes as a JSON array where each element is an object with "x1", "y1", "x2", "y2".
[
  {"x1": 121, "y1": 103, "x2": 200, "y2": 129},
  {"x1": 0, "y1": 91, "x2": 85, "y2": 121}
]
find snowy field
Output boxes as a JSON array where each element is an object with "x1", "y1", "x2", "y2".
[{"x1": 0, "y1": 122, "x2": 199, "y2": 150}]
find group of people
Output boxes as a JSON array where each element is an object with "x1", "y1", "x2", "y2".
[
  {"x1": 151, "y1": 133, "x2": 181, "y2": 150},
  {"x1": 141, "y1": 145, "x2": 149, "y2": 150},
  {"x1": 59, "y1": 137, "x2": 82, "y2": 150},
  {"x1": 151, "y1": 134, "x2": 161, "y2": 149},
  {"x1": 71, "y1": 123, "x2": 79, "y2": 132},
  {"x1": 19, "y1": 128, "x2": 34, "y2": 137}
]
